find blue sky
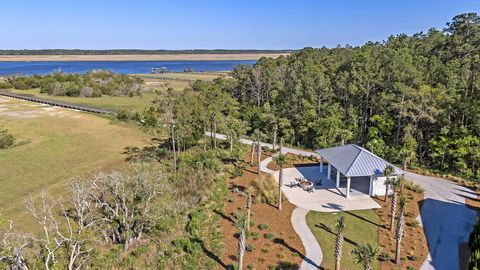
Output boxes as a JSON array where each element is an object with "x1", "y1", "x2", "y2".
[{"x1": 1, "y1": 0, "x2": 479, "y2": 50}]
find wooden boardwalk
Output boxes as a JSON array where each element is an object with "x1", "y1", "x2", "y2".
[{"x1": 0, "y1": 90, "x2": 114, "y2": 115}]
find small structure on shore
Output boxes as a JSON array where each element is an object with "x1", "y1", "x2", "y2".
[{"x1": 151, "y1": 67, "x2": 168, "y2": 74}]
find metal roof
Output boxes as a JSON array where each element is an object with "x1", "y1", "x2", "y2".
[{"x1": 315, "y1": 144, "x2": 403, "y2": 177}]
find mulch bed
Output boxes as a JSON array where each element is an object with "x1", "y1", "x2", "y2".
[
  {"x1": 373, "y1": 190, "x2": 428, "y2": 270},
  {"x1": 217, "y1": 154, "x2": 305, "y2": 269}
]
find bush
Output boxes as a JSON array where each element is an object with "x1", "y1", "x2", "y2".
[
  {"x1": 408, "y1": 220, "x2": 421, "y2": 228},
  {"x1": 0, "y1": 127, "x2": 15, "y2": 149},
  {"x1": 264, "y1": 233, "x2": 275, "y2": 240},
  {"x1": 403, "y1": 179, "x2": 424, "y2": 193},
  {"x1": 252, "y1": 175, "x2": 278, "y2": 204},
  {"x1": 258, "y1": 224, "x2": 269, "y2": 230},
  {"x1": 377, "y1": 252, "x2": 390, "y2": 262}
]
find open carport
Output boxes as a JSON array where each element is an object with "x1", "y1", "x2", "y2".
[{"x1": 316, "y1": 144, "x2": 403, "y2": 198}]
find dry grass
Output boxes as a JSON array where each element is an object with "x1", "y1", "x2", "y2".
[
  {"x1": 0, "y1": 97, "x2": 149, "y2": 231},
  {"x1": 252, "y1": 174, "x2": 279, "y2": 205}
]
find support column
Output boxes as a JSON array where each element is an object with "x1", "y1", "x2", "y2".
[
  {"x1": 327, "y1": 163, "x2": 331, "y2": 180},
  {"x1": 346, "y1": 177, "x2": 351, "y2": 198},
  {"x1": 319, "y1": 158, "x2": 324, "y2": 173},
  {"x1": 336, "y1": 170, "x2": 340, "y2": 188}
]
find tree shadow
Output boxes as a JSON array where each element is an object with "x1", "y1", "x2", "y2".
[
  {"x1": 342, "y1": 210, "x2": 384, "y2": 228},
  {"x1": 192, "y1": 238, "x2": 229, "y2": 269},
  {"x1": 213, "y1": 209, "x2": 235, "y2": 224},
  {"x1": 314, "y1": 223, "x2": 358, "y2": 246},
  {"x1": 273, "y1": 238, "x2": 321, "y2": 269},
  {"x1": 123, "y1": 137, "x2": 168, "y2": 162},
  {"x1": 419, "y1": 198, "x2": 477, "y2": 270}
]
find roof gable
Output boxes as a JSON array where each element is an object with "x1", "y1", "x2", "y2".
[{"x1": 316, "y1": 144, "x2": 403, "y2": 177}]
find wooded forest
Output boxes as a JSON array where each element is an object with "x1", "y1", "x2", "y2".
[{"x1": 148, "y1": 13, "x2": 480, "y2": 181}]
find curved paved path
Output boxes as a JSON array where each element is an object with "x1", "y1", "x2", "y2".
[
  {"x1": 291, "y1": 207, "x2": 322, "y2": 270},
  {"x1": 210, "y1": 133, "x2": 478, "y2": 269}
]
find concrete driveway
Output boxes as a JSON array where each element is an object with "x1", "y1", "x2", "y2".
[
  {"x1": 272, "y1": 165, "x2": 381, "y2": 212},
  {"x1": 405, "y1": 172, "x2": 477, "y2": 270}
]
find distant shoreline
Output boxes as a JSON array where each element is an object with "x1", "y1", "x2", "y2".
[{"x1": 0, "y1": 53, "x2": 288, "y2": 62}]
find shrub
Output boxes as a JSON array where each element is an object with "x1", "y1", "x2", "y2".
[
  {"x1": 246, "y1": 244, "x2": 255, "y2": 252},
  {"x1": 251, "y1": 232, "x2": 260, "y2": 239},
  {"x1": 258, "y1": 224, "x2": 269, "y2": 230},
  {"x1": 377, "y1": 252, "x2": 390, "y2": 262},
  {"x1": 264, "y1": 233, "x2": 275, "y2": 240},
  {"x1": 408, "y1": 220, "x2": 421, "y2": 228},
  {"x1": 252, "y1": 174, "x2": 278, "y2": 204},
  {"x1": 0, "y1": 127, "x2": 15, "y2": 149},
  {"x1": 403, "y1": 179, "x2": 424, "y2": 193}
]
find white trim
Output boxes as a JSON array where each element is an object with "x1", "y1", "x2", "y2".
[
  {"x1": 336, "y1": 170, "x2": 340, "y2": 188},
  {"x1": 346, "y1": 177, "x2": 351, "y2": 198},
  {"x1": 327, "y1": 163, "x2": 331, "y2": 180}
]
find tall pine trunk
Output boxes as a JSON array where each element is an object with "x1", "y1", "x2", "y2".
[
  {"x1": 272, "y1": 125, "x2": 277, "y2": 151},
  {"x1": 257, "y1": 139, "x2": 261, "y2": 175}
]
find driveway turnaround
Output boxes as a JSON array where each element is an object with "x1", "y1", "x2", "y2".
[{"x1": 405, "y1": 172, "x2": 477, "y2": 270}]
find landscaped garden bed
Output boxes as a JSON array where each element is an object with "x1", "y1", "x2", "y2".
[{"x1": 218, "y1": 153, "x2": 304, "y2": 269}]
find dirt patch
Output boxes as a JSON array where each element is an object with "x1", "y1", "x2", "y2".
[
  {"x1": 266, "y1": 153, "x2": 319, "y2": 171},
  {"x1": 373, "y1": 190, "x2": 428, "y2": 270},
  {"x1": 218, "y1": 155, "x2": 304, "y2": 269}
]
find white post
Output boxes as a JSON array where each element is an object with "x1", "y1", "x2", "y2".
[
  {"x1": 369, "y1": 175, "x2": 373, "y2": 196},
  {"x1": 327, "y1": 163, "x2": 331, "y2": 180},
  {"x1": 336, "y1": 170, "x2": 340, "y2": 188},
  {"x1": 320, "y1": 158, "x2": 324, "y2": 173},
  {"x1": 346, "y1": 177, "x2": 351, "y2": 198}
]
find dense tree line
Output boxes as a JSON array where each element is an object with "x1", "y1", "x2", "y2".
[
  {"x1": 221, "y1": 13, "x2": 480, "y2": 181},
  {"x1": 3, "y1": 70, "x2": 143, "y2": 97},
  {"x1": 0, "y1": 49, "x2": 292, "y2": 55},
  {"x1": 142, "y1": 13, "x2": 480, "y2": 181}
]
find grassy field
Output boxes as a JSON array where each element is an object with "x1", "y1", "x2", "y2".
[
  {"x1": 5, "y1": 72, "x2": 220, "y2": 111},
  {"x1": 8, "y1": 88, "x2": 158, "y2": 111},
  {"x1": 0, "y1": 96, "x2": 150, "y2": 230},
  {"x1": 306, "y1": 210, "x2": 380, "y2": 270}
]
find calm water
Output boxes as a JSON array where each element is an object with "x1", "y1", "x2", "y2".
[{"x1": 0, "y1": 60, "x2": 256, "y2": 75}]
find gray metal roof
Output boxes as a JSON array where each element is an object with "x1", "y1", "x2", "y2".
[{"x1": 316, "y1": 144, "x2": 403, "y2": 177}]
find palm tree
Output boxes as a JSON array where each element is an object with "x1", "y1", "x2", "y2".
[
  {"x1": 252, "y1": 129, "x2": 264, "y2": 175},
  {"x1": 250, "y1": 142, "x2": 256, "y2": 165},
  {"x1": 389, "y1": 178, "x2": 401, "y2": 231},
  {"x1": 334, "y1": 216, "x2": 346, "y2": 270},
  {"x1": 245, "y1": 186, "x2": 254, "y2": 231},
  {"x1": 235, "y1": 214, "x2": 247, "y2": 270},
  {"x1": 351, "y1": 242, "x2": 382, "y2": 270},
  {"x1": 273, "y1": 139, "x2": 288, "y2": 211},
  {"x1": 383, "y1": 165, "x2": 394, "y2": 202},
  {"x1": 395, "y1": 195, "x2": 406, "y2": 265}
]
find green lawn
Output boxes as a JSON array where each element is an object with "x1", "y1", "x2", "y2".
[
  {"x1": 8, "y1": 88, "x2": 158, "y2": 112},
  {"x1": 0, "y1": 97, "x2": 150, "y2": 231},
  {"x1": 306, "y1": 209, "x2": 380, "y2": 270}
]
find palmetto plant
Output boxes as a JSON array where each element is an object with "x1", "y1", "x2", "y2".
[
  {"x1": 245, "y1": 186, "x2": 254, "y2": 231},
  {"x1": 273, "y1": 139, "x2": 288, "y2": 211},
  {"x1": 334, "y1": 216, "x2": 346, "y2": 270},
  {"x1": 389, "y1": 178, "x2": 401, "y2": 231},
  {"x1": 351, "y1": 242, "x2": 382, "y2": 270},
  {"x1": 383, "y1": 165, "x2": 394, "y2": 202},
  {"x1": 395, "y1": 195, "x2": 406, "y2": 265},
  {"x1": 235, "y1": 214, "x2": 247, "y2": 270}
]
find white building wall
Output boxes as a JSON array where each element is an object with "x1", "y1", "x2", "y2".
[{"x1": 371, "y1": 175, "x2": 397, "y2": 196}]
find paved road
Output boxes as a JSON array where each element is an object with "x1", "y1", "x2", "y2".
[
  {"x1": 211, "y1": 133, "x2": 478, "y2": 269},
  {"x1": 405, "y1": 172, "x2": 477, "y2": 270}
]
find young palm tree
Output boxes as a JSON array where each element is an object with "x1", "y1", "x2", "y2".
[
  {"x1": 273, "y1": 140, "x2": 288, "y2": 211},
  {"x1": 351, "y1": 242, "x2": 382, "y2": 270},
  {"x1": 389, "y1": 178, "x2": 401, "y2": 231},
  {"x1": 252, "y1": 129, "x2": 264, "y2": 175},
  {"x1": 395, "y1": 195, "x2": 406, "y2": 265},
  {"x1": 235, "y1": 214, "x2": 247, "y2": 270},
  {"x1": 334, "y1": 216, "x2": 346, "y2": 270},
  {"x1": 245, "y1": 186, "x2": 254, "y2": 231},
  {"x1": 383, "y1": 165, "x2": 394, "y2": 202}
]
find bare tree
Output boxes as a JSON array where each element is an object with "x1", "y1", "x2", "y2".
[{"x1": 0, "y1": 220, "x2": 30, "y2": 270}]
